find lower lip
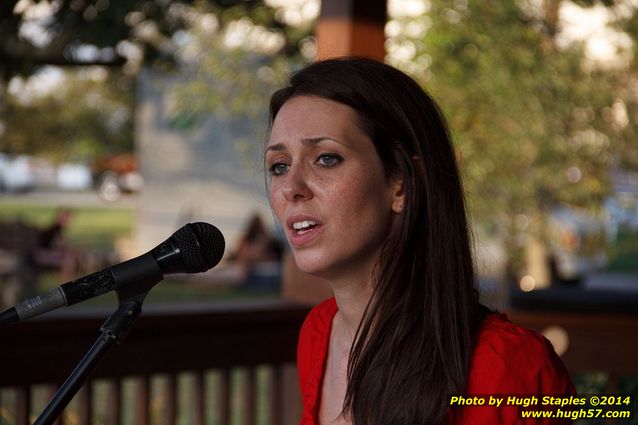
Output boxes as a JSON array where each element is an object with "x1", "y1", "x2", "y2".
[{"x1": 288, "y1": 224, "x2": 323, "y2": 247}]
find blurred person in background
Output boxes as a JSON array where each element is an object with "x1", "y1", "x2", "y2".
[
  {"x1": 265, "y1": 58, "x2": 574, "y2": 425},
  {"x1": 33, "y1": 208, "x2": 78, "y2": 281},
  {"x1": 230, "y1": 213, "x2": 282, "y2": 290}
]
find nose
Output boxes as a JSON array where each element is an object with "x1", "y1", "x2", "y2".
[{"x1": 282, "y1": 164, "x2": 313, "y2": 202}]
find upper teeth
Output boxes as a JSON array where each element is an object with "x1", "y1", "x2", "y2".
[{"x1": 293, "y1": 220, "x2": 316, "y2": 230}]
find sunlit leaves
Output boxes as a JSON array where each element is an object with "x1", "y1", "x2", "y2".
[
  {"x1": 400, "y1": 0, "x2": 637, "y2": 229},
  {"x1": 0, "y1": 68, "x2": 134, "y2": 162}
]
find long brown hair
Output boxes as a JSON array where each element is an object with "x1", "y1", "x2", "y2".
[{"x1": 269, "y1": 57, "x2": 485, "y2": 425}]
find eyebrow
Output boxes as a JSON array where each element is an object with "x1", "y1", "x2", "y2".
[{"x1": 265, "y1": 137, "x2": 344, "y2": 153}]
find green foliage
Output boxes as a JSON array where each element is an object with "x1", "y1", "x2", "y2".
[
  {"x1": 166, "y1": 3, "x2": 310, "y2": 127},
  {"x1": 0, "y1": 0, "x2": 311, "y2": 166},
  {"x1": 0, "y1": 0, "x2": 303, "y2": 81},
  {"x1": 0, "y1": 69, "x2": 134, "y2": 162},
  {"x1": 171, "y1": 52, "x2": 305, "y2": 122},
  {"x1": 607, "y1": 229, "x2": 638, "y2": 272},
  {"x1": 398, "y1": 0, "x2": 637, "y2": 236}
]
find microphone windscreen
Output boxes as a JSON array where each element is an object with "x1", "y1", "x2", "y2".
[{"x1": 174, "y1": 222, "x2": 225, "y2": 273}]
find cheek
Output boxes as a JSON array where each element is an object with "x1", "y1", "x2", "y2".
[
  {"x1": 268, "y1": 184, "x2": 285, "y2": 220},
  {"x1": 334, "y1": 174, "x2": 391, "y2": 220}
]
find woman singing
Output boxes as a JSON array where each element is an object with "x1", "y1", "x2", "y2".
[{"x1": 265, "y1": 58, "x2": 573, "y2": 425}]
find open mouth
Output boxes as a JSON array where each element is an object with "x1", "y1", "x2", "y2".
[{"x1": 292, "y1": 220, "x2": 318, "y2": 235}]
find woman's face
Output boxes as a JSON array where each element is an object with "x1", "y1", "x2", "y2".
[{"x1": 266, "y1": 95, "x2": 403, "y2": 281}]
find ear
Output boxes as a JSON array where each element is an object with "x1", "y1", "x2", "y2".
[{"x1": 390, "y1": 174, "x2": 405, "y2": 214}]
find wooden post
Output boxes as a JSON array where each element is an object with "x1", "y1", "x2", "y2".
[{"x1": 316, "y1": 0, "x2": 387, "y2": 60}]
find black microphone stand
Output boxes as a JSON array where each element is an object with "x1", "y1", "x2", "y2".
[{"x1": 34, "y1": 280, "x2": 154, "y2": 425}]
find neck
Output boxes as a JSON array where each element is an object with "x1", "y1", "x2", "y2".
[
  {"x1": 312, "y1": 248, "x2": 380, "y2": 343},
  {"x1": 331, "y1": 273, "x2": 373, "y2": 344}
]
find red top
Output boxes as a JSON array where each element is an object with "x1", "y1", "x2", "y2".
[{"x1": 297, "y1": 298, "x2": 575, "y2": 424}]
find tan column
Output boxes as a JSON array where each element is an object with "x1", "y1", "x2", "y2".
[{"x1": 316, "y1": 0, "x2": 387, "y2": 60}]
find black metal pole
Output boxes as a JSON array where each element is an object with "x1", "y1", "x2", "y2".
[
  {"x1": 33, "y1": 298, "x2": 144, "y2": 425},
  {"x1": 33, "y1": 332, "x2": 116, "y2": 425}
]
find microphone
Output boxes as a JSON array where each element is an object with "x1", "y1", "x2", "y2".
[{"x1": 0, "y1": 222, "x2": 225, "y2": 326}]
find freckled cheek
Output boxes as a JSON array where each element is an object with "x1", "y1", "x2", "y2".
[
  {"x1": 326, "y1": 181, "x2": 366, "y2": 215},
  {"x1": 268, "y1": 185, "x2": 286, "y2": 222},
  {"x1": 348, "y1": 175, "x2": 380, "y2": 201}
]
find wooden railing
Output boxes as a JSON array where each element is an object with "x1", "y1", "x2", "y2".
[
  {"x1": 508, "y1": 287, "x2": 638, "y2": 391},
  {"x1": 0, "y1": 300, "x2": 311, "y2": 425},
  {"x1": 1, "y1": 294, "x2": 637, "y2": 425},
  {"x1": 508, "y1": 310, "x2": 638, "y2": 387}
]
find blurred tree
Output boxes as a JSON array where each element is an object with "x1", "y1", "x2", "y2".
[
  {"x1": 382, "y1": 0, "x2": 638, "y2": 283},
  {"x1": 164, "y1": 1, "x2": 313, "y2": 126},
  {"x1": 607, "y1": 1, "x2": 638, "y2": 170},
  {"x1": 388, "y1": 0, "x2": 637, "y2": 256},
  {"x1": 0, "y1": 0, "x2": 313, "y2": 160},
  {"x1": 1, "y1": 69, "x2": 134, "y2": 162},
  {"x1": 0, "y1": 0, "x2": 306, "y2": 81}
]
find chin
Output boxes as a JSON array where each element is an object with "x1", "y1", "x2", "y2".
[
  {"x1": 294, "y1": 259, "x2": 327, "y2": 276},
  {"x1": 292, "y1": 252, "x2": 333, "y2": 277}
]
